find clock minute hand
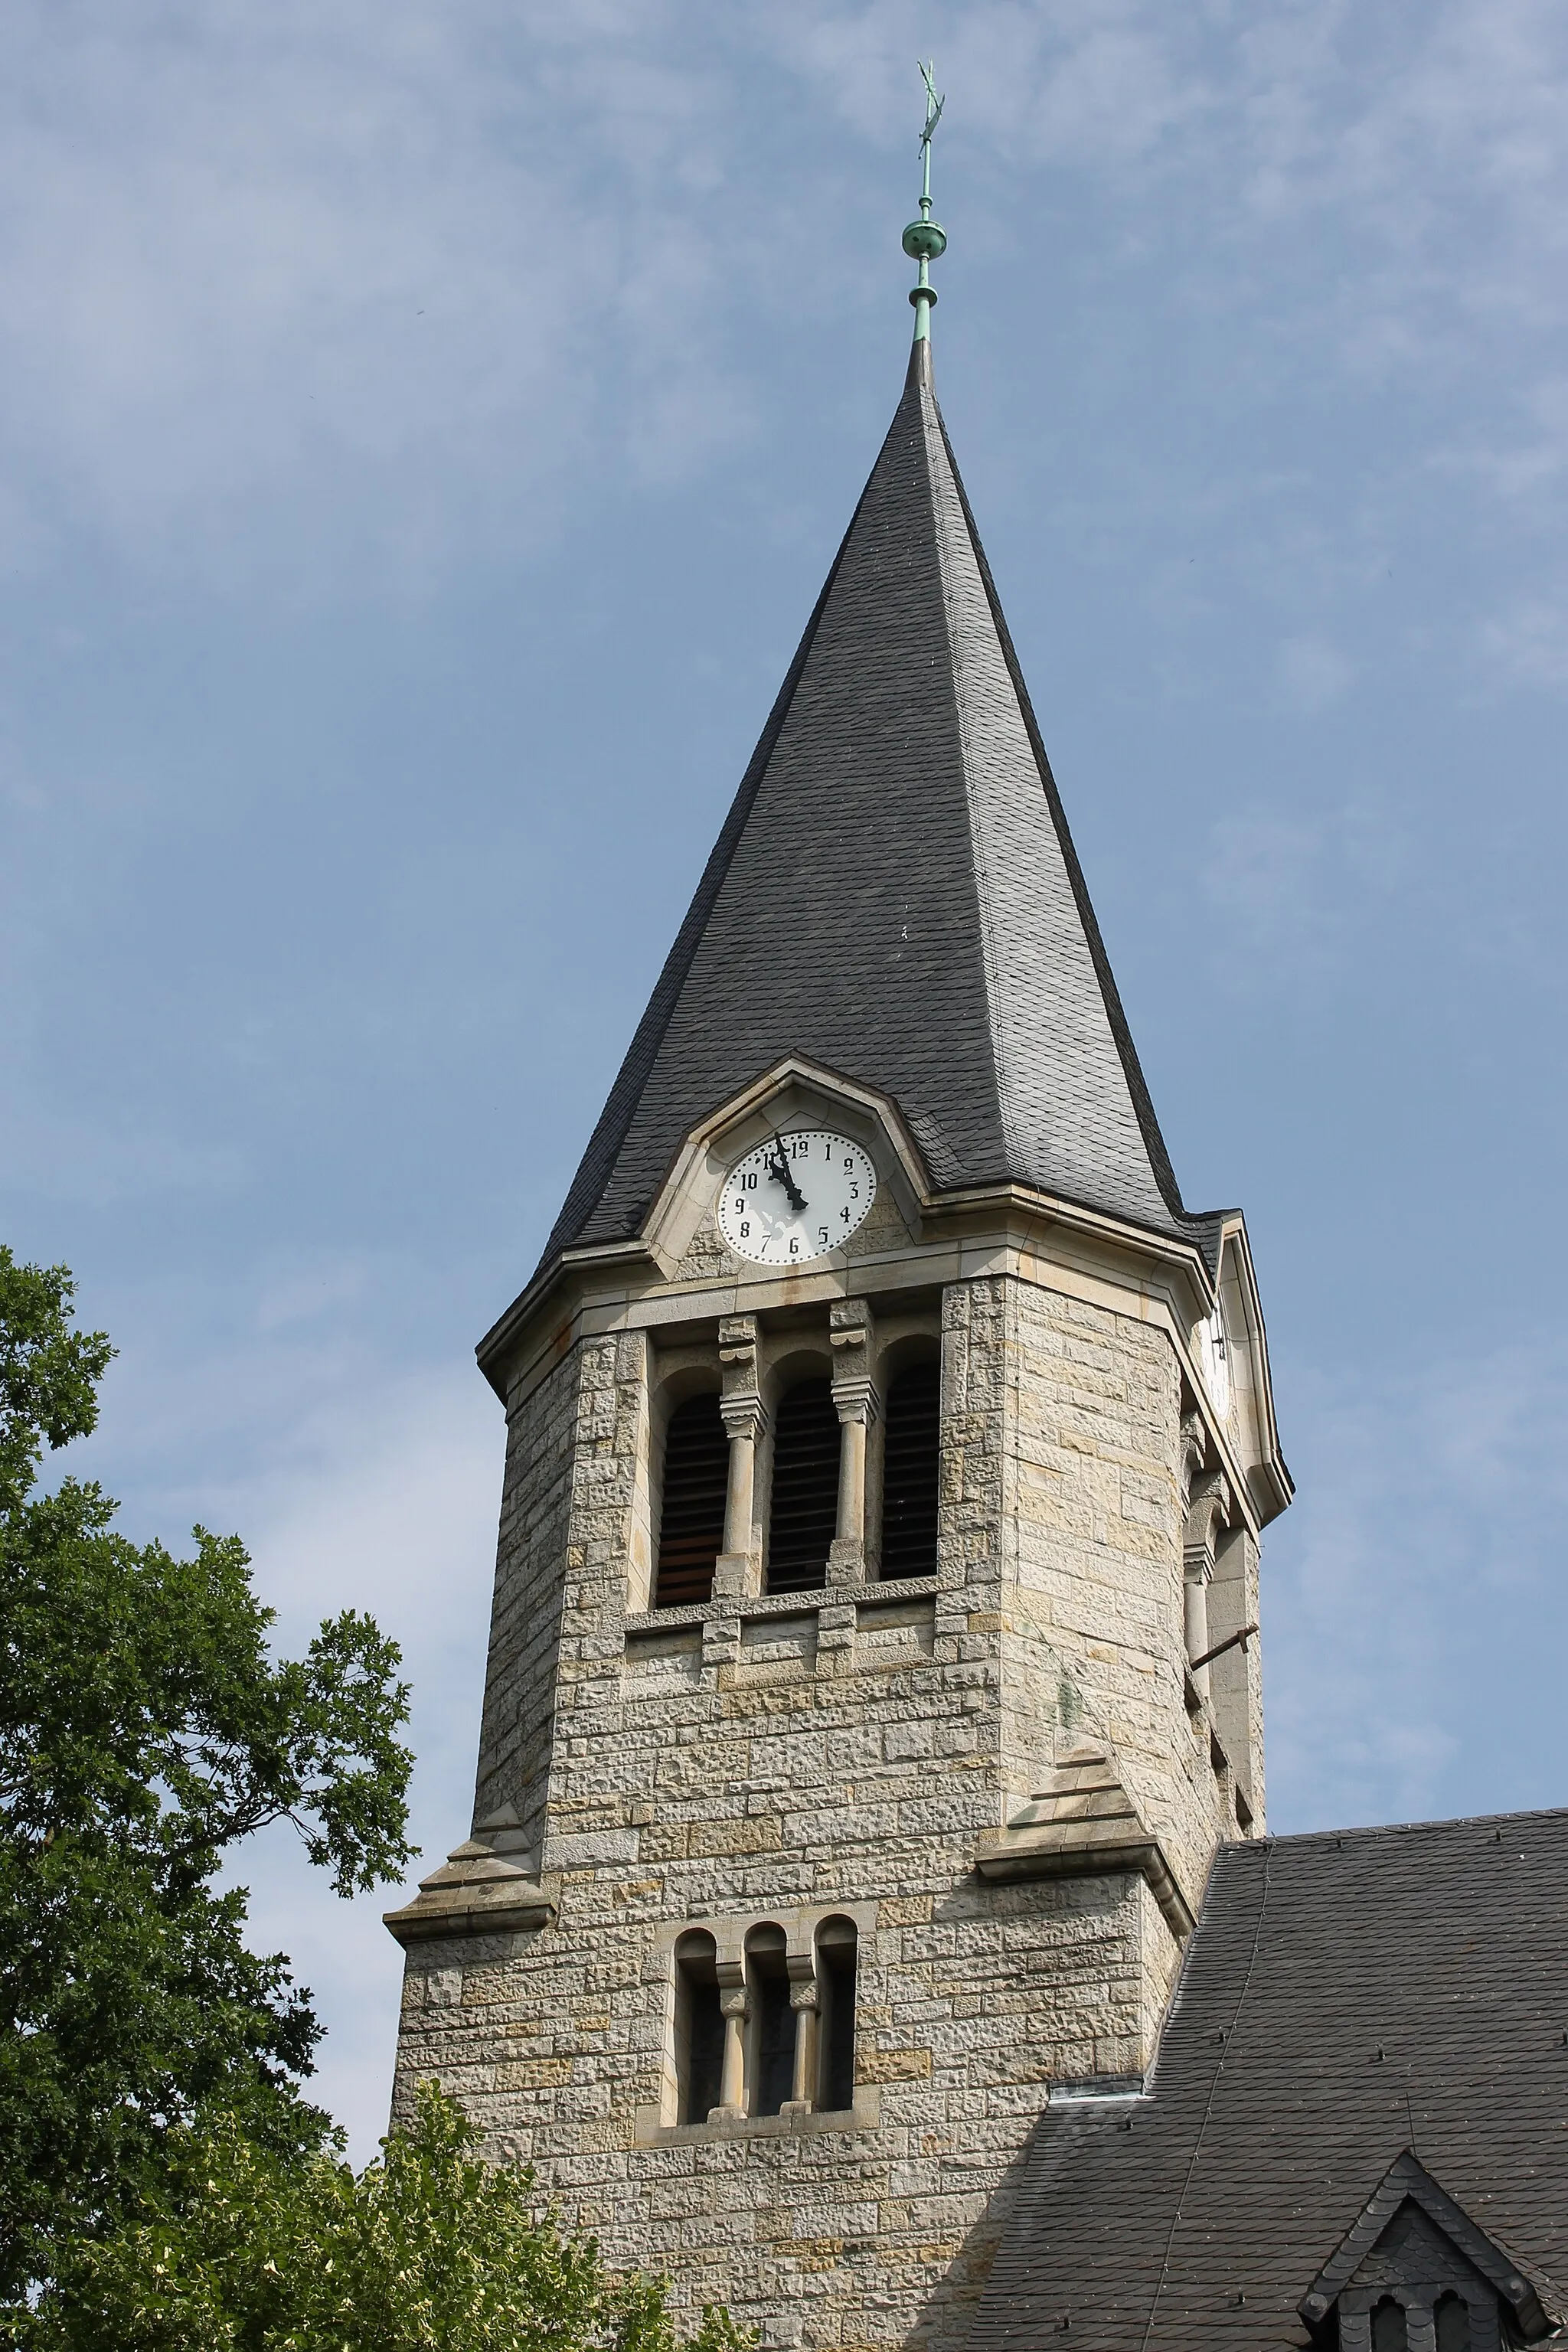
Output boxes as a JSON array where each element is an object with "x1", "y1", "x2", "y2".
[{"x1": 766, "y1": 1140, "x2": 808, "y2": 1214}]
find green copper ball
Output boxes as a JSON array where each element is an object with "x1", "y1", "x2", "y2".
[{"x1": 902, "y1": 218, "x2": 947, "y2": 262}]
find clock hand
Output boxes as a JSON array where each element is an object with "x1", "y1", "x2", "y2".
[{"x1": 766, "y1": 1138, "x2": 808, "y2": 1214}]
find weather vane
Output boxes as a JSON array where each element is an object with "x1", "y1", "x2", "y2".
[{"x1": 903, "y1": 60, "x2": 947, "y2": 344}]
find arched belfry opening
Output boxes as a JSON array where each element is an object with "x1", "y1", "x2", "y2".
[
  {"x1": 654, "y1": 1390, "x2": 727, "y2": 1609},
  {"x1": 880, "y1": 1357, "x2": 940, "y2": 1578},
  {"x1": 766, "y1": 1377, "x2": 841, "y2": 1592}
]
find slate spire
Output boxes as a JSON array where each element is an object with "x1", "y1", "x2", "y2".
[{"x1": 543, "y1": 162, "x2": 1197, "y2": 1269}]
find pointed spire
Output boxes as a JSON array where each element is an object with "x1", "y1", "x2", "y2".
[
  {"x1": 537, "y1": 142, "x2": 1197, "y2": 1276},
  {"x1": 903, "y1": 62, "x2": 946, "y2": 351}
]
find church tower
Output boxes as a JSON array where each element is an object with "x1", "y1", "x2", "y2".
[{"x1": 388, "y1": 93, "x2": 1290, "y2": 2352}]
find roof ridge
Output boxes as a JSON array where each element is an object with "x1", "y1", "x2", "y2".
[
  {"x1": 916, "y1": 368, "x2": 1014, "y2": 1175},
  {"x1": 1233, "y1": 1802, "x2": 1568, "y2": 1850},
  {"x1": 930, "y1": 403, "x2": 1191, "y2": 1224}
]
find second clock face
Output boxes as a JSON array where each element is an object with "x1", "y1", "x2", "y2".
[{"x1": 717, "y1": 1130, "x2": 877, "y2": 1266}]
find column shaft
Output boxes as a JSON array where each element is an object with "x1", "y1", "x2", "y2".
[
  {"x1": 836, "y1": 1416, "x2": 867, "y2": 1544},
  {"x1": 724, "y1": 1428, "x2": 756, "y2": 1558}
]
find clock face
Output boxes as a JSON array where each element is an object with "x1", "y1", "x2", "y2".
[
  {"x1": 1196, "y1": 1311, "x2": 1231, "y2": 1417},
  {"x1": 717, "y1": 1130, "x2": 877, "y2": 1266}
]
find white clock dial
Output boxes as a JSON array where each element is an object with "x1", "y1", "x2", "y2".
[
  {"x1": 717, "y1": 1130, "x2": 877, "y2": 1267},
  {"x1": 1196, "y1": 1310, "x2": 1231, "y2": 1418}
]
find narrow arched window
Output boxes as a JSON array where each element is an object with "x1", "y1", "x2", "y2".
[
  {"x1": 767, "y1": 1378, "x2": 840, "y2": 1592},
  {"x1": 655, "y1": 1393, "x2": 728, "y2": 1609},
  {"x1": 1371, "y1": 2298, "x2": 1409, "y2": 2352},
  {"x1": 746, "y1": 1926, "x2": 793, "y2": 2118},
  {"x1": 815, "y1": 1917, "x2": 858, "y2": 2112},
  {"x1": 880, "y1": 1361, "x2": 939, "y2": 1577},
  {"x1": 1434, "y1": 2295, "x2": 1472, "y2": 2352},
  {"x1": 673, "y1": 1932, "x2": 724, "y2": 2125}
]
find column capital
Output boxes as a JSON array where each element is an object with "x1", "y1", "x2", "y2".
[
  {"x1": 831, "y1": 1298, "x2": 880, "y2": 1426},
  {"x1": 1180, "y1": 1409, "x2": 1207, "y2": 1505},
  {"x1": 719, "y1": 1390, "x2": 768, "y2": 1444},
  {"x1": 718, "y1": 1313, "x2": 760, "y2": 1360},
  {"x1": 1184, "y1": 1468, "x2": 1232, "y2": 1569},
  {"x1": 720, "y1": 1314, "x2": 766, "y2": 1446},
  {"x1": 831, "y1": 1376, "x2": 880, "y2": 1427},
  {"x1": 829, "y1": 1297, "x2": 874, "y2": 1344}
]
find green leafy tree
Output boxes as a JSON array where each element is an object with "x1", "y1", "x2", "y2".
[
  {"x1": 24, "y1": 2080, "x2": 750, "y2": 2352},
  {"x1": 0, "y1": 1247, "x2": 416, "y2": 2302}
]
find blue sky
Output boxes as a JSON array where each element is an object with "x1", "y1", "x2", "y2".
[{"x1": 5, "y1": 1, "x2": 1568, "y2": 2157}]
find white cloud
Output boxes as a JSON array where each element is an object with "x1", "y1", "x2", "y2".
[
  {"x1": 1478, "y1": 591, "x2": 1568, "y2": 689},
  {"x1": 64, "y1": 1290, "x2": 505, "y2": 2161},
  {"x1": 4, "y1": 2, "x2": 1568, "y2": 593},
  {"x1": 1277, "y1": 632, "x2": 1354, "y2": 710},
  {"x1": 0, "y1": 0, "x2": 756, "y2": 592},
  {"x1": 202, "y1": 1361, "x2": 503, "y2": 2161},
  {"x1": 1267, "y1": 1335, "x2": 1568, "y2": 1833}
]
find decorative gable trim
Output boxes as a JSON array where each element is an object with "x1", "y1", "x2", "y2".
[{"x1": 1298, "y1": 2150, "x2": 1554, "y2": 2342}]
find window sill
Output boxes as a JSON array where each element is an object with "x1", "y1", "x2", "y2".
[
  {"x1": 635, "y1": 2092, "x2": 880, "y2": 2146},
  {"x1": 626, "y1": 1576, "x2": 938, "y2": 1638}
]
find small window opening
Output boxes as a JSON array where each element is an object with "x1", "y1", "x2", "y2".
[
  {"x1": 816, "y1": 1917, "x2": 858, "y2": 2111},
  {"x1": 673, "y1": 1933, "x2": 724, "y2": 2125},
  {"x1": 1434, "y1": 2295, "x2": 1472, "y2": 2352},
  {"x1": 655, "y1": 1393, "x2": 729, "y2": 1609},
  {"x1": 1371, "y1": 2298, "x2": 1410, "y2": 2352},
  {"x1": 880, "y1": 1361, "x2": 939, "y2": 1577},
  {"x1": 767, "y1": 1378, "x2": 840, "y2": 1592},
  {"x1": 747, "y1": 1927, "x2": 793, "y2": 2118}
]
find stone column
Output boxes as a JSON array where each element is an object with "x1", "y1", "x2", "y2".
[
  {"x1": 828, "y1": 1298, "x2": 878, "y2": 1586},
  {"x1": 1183, "y1": 1468, "x2": 1231, "y2": 1702},
  {"x1": 712, "y1": 1963, "x2": 750, "y2": 2120},
  {"x1": 715, "y1": 1315, "x2": 766, "y2": 1601},
  {"x1": 782, "y1": 1955, "x2": 820, "y2": 2116}
]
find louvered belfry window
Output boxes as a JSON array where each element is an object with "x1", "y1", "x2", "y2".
[
  {"x1": 767, "y1": 1378, "x2": 841, "y2": 1592},
  {"x1": 655, "y1": 1393, "x2": 729, "y2": 1609},
  {"x1": 880, "y1": 1361, "x2": 940, "y2": 1578}
]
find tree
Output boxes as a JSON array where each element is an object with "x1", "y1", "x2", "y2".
[
  {"x1": 0, "y1": 1247, "x2": 416, "y2": 2303},
  {"x1": 24, "y1": 2079, "x2": 751, "y2": 2352}
]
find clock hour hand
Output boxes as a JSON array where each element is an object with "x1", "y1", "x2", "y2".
[{"x1": 765, "y1": 1138, "x2": 808, "y2": 1214}]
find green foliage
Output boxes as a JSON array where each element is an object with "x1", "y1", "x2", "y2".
[
  {"x1": 24, "y1": 2081, "x2": 753, "y2": 2352},
  {"x1": 0, "y1": 1248, "x2": 416, "y2": 2301}
]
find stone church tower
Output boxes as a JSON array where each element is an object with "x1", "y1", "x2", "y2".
[{"x1": 387, "y1": 132, "x2": 1291, "y2": 2352}]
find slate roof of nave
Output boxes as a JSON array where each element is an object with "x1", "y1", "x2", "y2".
[
  {"x1": 970, "y1": 1808, "x2": 1568, "y2": 2350},
  {"x1": 540, "y1": 339, "x2": 1214, "y2": 1275}
]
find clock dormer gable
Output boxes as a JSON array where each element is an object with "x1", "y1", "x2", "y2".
[{"x1": 641, "y1": 1057, "x2": 931, "y2": 1277}]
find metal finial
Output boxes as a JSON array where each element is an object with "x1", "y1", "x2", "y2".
[{"x1": 903, "y1": 60, "x2": 946, "y2": 345}]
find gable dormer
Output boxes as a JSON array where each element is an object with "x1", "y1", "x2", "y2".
[{"x1": 1298, "y1": 2151, "x2": 1557, "y2": 2350}]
